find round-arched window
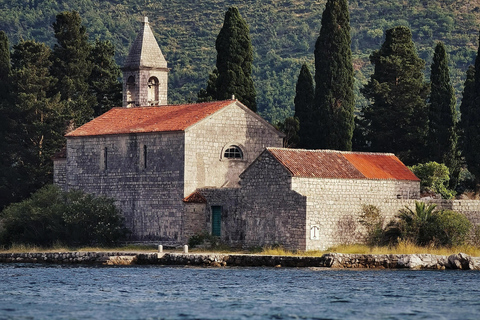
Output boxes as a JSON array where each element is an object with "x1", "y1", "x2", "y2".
[
  {"x1": 223, "y1": 145, "x2": 243, "y2": 159},
  {"x1": 147, "y1": 77, "x2": 159, "y2": 105},
  {"x1": 126, "y1": 76, "x2": 136, "y2": 106}
]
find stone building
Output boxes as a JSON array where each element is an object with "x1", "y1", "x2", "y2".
[{"x1": 56, "y1": 17, "x2": 480, "y2": 251}]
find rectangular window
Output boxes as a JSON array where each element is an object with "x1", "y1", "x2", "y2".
[
  {"x1": 143, "y1": 145, "x2": 147, "y2": 169},
  {"x1": 211, "y1": 206, "x2": 222, "y2": 237},
  {"x1": 104, "y1": 147, "x2": 108, "y2": 171}
]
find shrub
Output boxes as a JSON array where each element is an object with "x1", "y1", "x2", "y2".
[
  {"x1": 0, "y1": 185, "x2": 129, "y2": 247},
  {"x1": 358, "y1": 204, "x2": 384, "y2": 245},
  {"x1": 409, "y1": 162, "x2": 456, "y2": 199},
  {"x1": 388, "y1": 202, "x2": 471, "y2": 247},
  {"x1": 428, "y1": 209, "x2": 471, "y2": 246}
]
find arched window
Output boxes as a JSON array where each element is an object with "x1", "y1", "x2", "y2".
[
  {"x1": 147, "y1": 77, "x2": 159, "y2": 105},
  {"x1": 126, "y1": 76, "x2": 136, "y2": 107},
  {"x1": 223, "y1": 145, "x2": 243, "y2": 159}
]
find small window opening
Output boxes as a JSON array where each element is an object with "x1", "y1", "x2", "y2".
[
  {"x1": 223, "y1": 145, "x2": 243, "y2": 159},
  {"x1": 104, "y1": 147, "x2": 108, "y2": 171},
  {"x1": 143, "y1": 145, "x2": 147, "y2": 169},
  {"x1": 147, "y1": 77, "x2": 159, "y2": 105},
  {"x1": 126, "y1": 76, "x2": 136, "y2": 107}
]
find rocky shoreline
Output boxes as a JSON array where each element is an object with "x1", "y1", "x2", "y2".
[{"x1": 0, "y1": 252, "x2": 479, "y2": 270}]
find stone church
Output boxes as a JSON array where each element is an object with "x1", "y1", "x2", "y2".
[{"x1": 55, "y1": 17, "x2": 459, "y2": 251}]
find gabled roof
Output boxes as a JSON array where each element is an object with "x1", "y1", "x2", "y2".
[
  {"x1": 183, "y1": 191, "x2": 207, "y2": 203},
  {"x1": 266, "y1": 148, "x2": 419, "y2": 181},
  {"x1": 66, "y1": 100, "x2": 236, "y2": 137},
  {"x1": 123, "y1": 17, "x2": 167, "y2": 70}
]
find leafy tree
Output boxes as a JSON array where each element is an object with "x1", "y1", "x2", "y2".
[
  {"x1": 428, "y1": 42, "x2": 459, "y2": 183},
  {"x1": 88, "y1": 39, "x2": 122, "y2": 116},
  {"x1": 460, "y1": 32, "x2": 480, "y2": 190},
  {"x1": 293, "y1": 63, "x2": 314, "y2": 148},
  {"x1": 409, "y1": 162, "x2": 455, "y2": 199},
  {"x1": 275, "y1": 116, "x2": 299, "y2": 148},
  {"x1": 360, "y1": 26, "x2": 429, "y2": 165},
  {"x1": 51, "y1": 11, "x2": 95, "y2": 128},
  {"x1": 359, "y1": 204, "x2": 384, "y2": 246},
  {"x1": 313, "y1": 0, "x2": 355, "y2": 150},
  {"x1": 200, "y1": 7, "x2": 256, "y2": 112},
  {"x1": 0, "y1": 185, "x2": 129, "y2": 247}
]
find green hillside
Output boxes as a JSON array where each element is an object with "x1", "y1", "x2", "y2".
[{"x1": 1, "y1": 0, "x2": 479, "y2": 123}]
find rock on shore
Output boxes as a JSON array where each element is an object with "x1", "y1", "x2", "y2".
[{"x1": 0, "y1": 252, "x2": 479, "y2": 270}]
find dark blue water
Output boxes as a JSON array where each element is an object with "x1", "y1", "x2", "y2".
[{"x1": 0, "y1": 264, "x2": 479, "y2": 320}]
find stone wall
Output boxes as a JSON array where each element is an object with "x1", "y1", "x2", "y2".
[
  {"x1": 53, "y1": 158, "x2": 66, "y2": 190},
  {"x1": 290, "y1": 177, "x2": 420, "y2": 250},
  {"x1": 239, "y1": 151, "x2": 307, "y2": 250},
  {"x1": 183, "y1": 102, "x2": 283, "y2": 196},
  {"x1": 65, "y1": 132, "x2": 185, "y2": 242}
]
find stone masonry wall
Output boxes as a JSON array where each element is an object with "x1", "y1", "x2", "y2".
[
  {"x1": 53, "y1": 158, "x2": 66, "y2": 190},
  {"x1": 196, "y1": 188, "x2": 241, "y2": 246},
  {"x1": 291, "y1": 177, "x2": 420, "y2": 250},
  {"x1": 184, "y1": 102, "x2": 283, "y2": 197},
  {"x1": 66, "y1": 132, "x2": 185, "y2": 242},
  {"x1": 239, "y1": 151, "x2": 307, "y2": 250}
]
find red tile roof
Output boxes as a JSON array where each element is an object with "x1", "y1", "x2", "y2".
[
  {"x1": 183, "y1": 191, "x2": 207, "y2": 203},
  {"x1": 267, "y1": 148, "x2": 419, "y2": 181},
  {"x1": 66, "y1": 100, "x2": 235, "y2": 137}
]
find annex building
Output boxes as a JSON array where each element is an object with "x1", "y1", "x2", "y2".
[{"x1": 54, "y1": 17, "x2": 480, "y2": 251}]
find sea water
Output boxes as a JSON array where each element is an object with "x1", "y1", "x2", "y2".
[{"x1": 0, "y1": 264, "x2": 479, "y2": 319}]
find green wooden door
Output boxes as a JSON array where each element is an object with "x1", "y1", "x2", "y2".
[{"x1": 211, "y1": 206, "x2": 221, "y2": 236}]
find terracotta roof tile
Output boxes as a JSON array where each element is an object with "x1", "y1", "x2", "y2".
[
  {"x1": 183, "y1": 191, "x2": 207, "y2": 203},
  {"x1": 267, "y1": 148, "x2": 419, "y2": 181},
  {"x1": 66, "y1": 100, "x2": 234, "y2": 137}
]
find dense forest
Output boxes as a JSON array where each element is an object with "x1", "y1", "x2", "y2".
[{"x1": 1, "y1": 0, "x2": 479, "y2": 123}]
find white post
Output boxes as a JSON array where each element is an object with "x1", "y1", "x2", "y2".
[
  {"x1": 158, "y1": 245, "x2": 163, "y2": 253},
  {"x1": 183, "y1": 245, "x2": 188, "y2": 254}
]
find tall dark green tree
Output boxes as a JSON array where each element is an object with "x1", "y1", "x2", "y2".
[
  {"x1": 0, "y1": 31, "x2": 10, "y2": 101},
  {"x1": 51, "y1": 11, "x2": 95, "y2": 128},
  {"x1": 0, "y1": 30, "x2": 13, "y2": 210},
  {"x1": 294, "y1": 63, "x2": 314, "y2": 148},
  {"x1": 197, "y1": 68, "x2": 218, "y2": 103},
  {"x1": 88, "y1": 39, "x2": 122, "y2": 116},
  {"x1": 460, "y1": 32, "x2": 480, "y2": 189},
  {"x1": 8, "y1": 40, "x2": 65, "y2": 204},
  {"x1": 199, "y1": 7, "x2": 256, "y2": 112},
  {"x1": 360, "y1": 26, "x2": 429, "y2": 165},
  {"x1": 313, "y1": 0, "x2": 355, "y2": 151},
  {"x1": 427, "y1": 42, "x2": 458, "y2": 182}
]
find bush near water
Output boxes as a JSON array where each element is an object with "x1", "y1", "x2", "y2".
[{"x1": 0, "y1": 185, "x2": 129, "y2": 248}]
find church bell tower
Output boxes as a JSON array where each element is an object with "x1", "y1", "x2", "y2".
[{"x1": 122, "y1": 17, "x2": 169, "y2": 107}]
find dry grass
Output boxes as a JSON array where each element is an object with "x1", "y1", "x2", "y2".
[{"x1": 259, "y1": 241, "x2": 480, "y2": 257}]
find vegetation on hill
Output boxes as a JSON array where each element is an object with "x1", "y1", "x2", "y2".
[{"x1": 1, "y1": 0, "x2": 479, "y2": 123}]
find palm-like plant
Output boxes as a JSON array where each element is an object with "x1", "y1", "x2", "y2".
[{"x1": 398, "y1": 201, "x2": 437, "y2": 245}]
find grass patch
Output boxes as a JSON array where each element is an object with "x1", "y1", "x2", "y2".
[{"x1": 257, "y1": 241, "x2": 480, "y2": 257}]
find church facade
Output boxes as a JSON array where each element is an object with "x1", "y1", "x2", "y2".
[{"x1": 54, "y1": 17, "x2": 459, "y2": 251}]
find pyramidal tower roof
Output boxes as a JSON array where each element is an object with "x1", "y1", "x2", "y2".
[{"x1": 123, "y1": 17, "x2": 167, "y2": 70}]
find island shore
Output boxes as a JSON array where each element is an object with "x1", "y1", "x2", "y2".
[{"x1": 1, "y1": 252, "x2": 479, "y2": 270}]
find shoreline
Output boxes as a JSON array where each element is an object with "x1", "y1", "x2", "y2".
[{"x1": 1, "y1": 252, "x2": 479, "y2": 270}]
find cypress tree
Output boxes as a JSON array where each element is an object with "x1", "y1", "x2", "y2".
[
  {"x1": 428, "y1": 42, "x2": 458, "y2": 173},
  {"x1": 294, "y1": 63, "x2": 314, "y2": 148},
  {"x1": 204, "y1": 7, "x2": 256, "y2": 111},
  {"x1": 313, "y1": 0, "x2": 355, "y2": 150},
  {"x1": 0, "y1": 31, "x2": 10, "y2": 100},
  {"x1": 461, "y1": 32, "x2": 480, "y2": 189},
  {"x1": 88, "y1": 39, "x2": 122, "y2": 116},
  {"x1": 0, "y1": 30, "x2": 12, "y2": 210},
  {"x1": 51, "y1": 11, "x2": 95, "y2": 127},
  {"x1": 361, "y1": 26, "x2": 429, "y2": 165},
  {"x1": 197, "y1": 68, "x2": 218, "y2": 103}
]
